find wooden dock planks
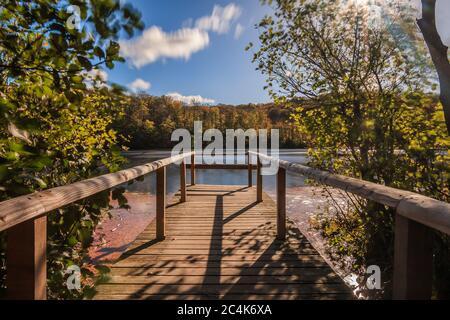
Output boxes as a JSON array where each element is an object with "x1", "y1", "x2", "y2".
[{"x1": 94, "y1": 185, "x2": 352, "y2": 300}]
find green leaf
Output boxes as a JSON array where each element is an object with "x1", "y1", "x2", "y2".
[
  {"x1": 94, "y1": 46, "x2": 105, "y2": 58},
  {"x1": 77, "y1": 56, "x2": 92, "y2": 71},
  {"x1": 68, "y1": 236, "x2": 78, "y2": 247}
]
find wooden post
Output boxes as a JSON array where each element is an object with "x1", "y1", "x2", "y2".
[
  {"x1": 247, "y1": 153, "x2": 252, "y2": 187},
  {"x1": 156, "y1": 167, "x2": 166, "y2": 241},
  {"x1": 393, "y1": 213, "x2": 433, "y2": 300},
  {"x1": 7, "y1": 216, "x2": 47, "y2": 300},
  {"x1": 180, "y1": 160, "x2": 186, "y2": 203},
  {"x1": 277, "y1": 167, "x2": 286, "y2": 240},
  {"x1": 257, "y1": 156, "x2": 263, "y2": 202},
  {"x1": 190, "y1": 153, "x2": 196, "y2": 186}
]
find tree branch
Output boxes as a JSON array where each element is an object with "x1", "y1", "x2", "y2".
[{"x1": 417, "y1": 0, "x2": 450, "y2": 135}]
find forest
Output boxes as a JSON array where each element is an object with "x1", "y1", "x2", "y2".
[{"x1": 113, "y1": 95, "x2": 307, "y2": 149}]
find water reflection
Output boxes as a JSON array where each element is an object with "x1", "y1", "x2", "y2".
[{"x1": 123, "y1": 149, "x2": 308, "y2": 195}]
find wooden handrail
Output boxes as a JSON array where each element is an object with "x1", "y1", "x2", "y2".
[
  {"x1": 186, "y1": 164, "x2": 257, "y2": 170},
  {"x1": 156, "y1": 166, "x2": 166, "y2": 241},
  {"x1": 0, "y1": 152, "x2": 194, "y2": 233},
  {"x1": 257, "y1": 156, "x2": 263, "y2": 203},
  {"x1": 251, "y1": 152, "x2": 450, "y2": 235},
  {"x1": 0, "y1": 151, "x2": 193, "y2": 300},
  {"x1": 250, "y1": 151, "x2": 450, "y2": 299},
  {"x1": 191, "y1": 153, "x2": 196, "y2": 186}
]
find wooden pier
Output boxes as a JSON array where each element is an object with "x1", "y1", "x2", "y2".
[
  {"x1": 1, "y1": 151, "x2": 449, "y2": 300},
  {"x1": 94, "y1": 185, "x2": 352, "y2": 300}
]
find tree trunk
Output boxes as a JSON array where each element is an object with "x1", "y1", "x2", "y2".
[{"x1": 417, "y1": 0, "x2": 450, "y2": 135}]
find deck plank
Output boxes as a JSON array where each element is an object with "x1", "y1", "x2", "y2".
[{"x1": 94, "y1": 185, "x2": 352, "y2": 300}]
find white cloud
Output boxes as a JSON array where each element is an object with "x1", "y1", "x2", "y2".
[
  {"x1": 347, "y1": 1, "x2": 450, "y2": 47},
  {"x1": 128, "y1": 78, "x2": 151, "y2": 92},
  {"x1": 195, "y1": 3, "x2": 242, "y2": 34},
  {"x1": 166, "y1": 92, "x2": 215, "y2": 106},
  {"x1": 412, "y1": 0, "x2": 450, "y2": 46},
  {"x1": 436, "y1": 0, "x2": 450, "y2": 46},
  {"x1": 119, "y1": 3, "x2": 243, "y2": 68},
  {"x1": 234, "y1": 23, "x2": 244, "y2": 39},
  {"x1": 87, "y1": 69, "x2": 108, "y2": 82},
  {"x1": 412, "y1": 0, "x2": 422, "y2": 18},
  {"x1": 84, "y1": 69, "x2": 109, "y2": 88},
  {"x1": 120, "y1": 26, "x2": 210, "y2": 68}
]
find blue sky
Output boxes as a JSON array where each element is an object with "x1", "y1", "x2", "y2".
[{"x1": 107, "y1": 0, "x2": 273, "y2": 105}]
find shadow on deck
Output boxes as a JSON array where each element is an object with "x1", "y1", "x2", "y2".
[{"x1": 94, "y1": 185, "x2": 353, "y2": 300}]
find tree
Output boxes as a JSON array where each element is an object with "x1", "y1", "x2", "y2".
[
  {"x1": 417, "y1": 0, "x2": 450, "y2": 135},
  {"x1": 250, "y1": 0, "x2": 430, "y2": 180},
  {"x1": 0, "y1": 0, "x2": 143, "y2": 298},
  {"x1": 251, "y1": 0, "x2": 449, "y2": 298}
]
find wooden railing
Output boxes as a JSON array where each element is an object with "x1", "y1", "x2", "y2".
[
  {"x1": 2, "y1": 149, "x2": 448, "y2": 300},
  {"x1": 186, "y1": 151, "x2": 257, "y2": 188},
  {"x1": 249, "y1": 151, "x2": 450, "y2": 300},
  {"x1": 0, "y1": 152, "x2": 194, "y2": 300}
]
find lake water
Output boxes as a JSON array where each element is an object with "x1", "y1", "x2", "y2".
[{"x1": 123, "y1": 149, "x2": 308, "y2": 195}]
